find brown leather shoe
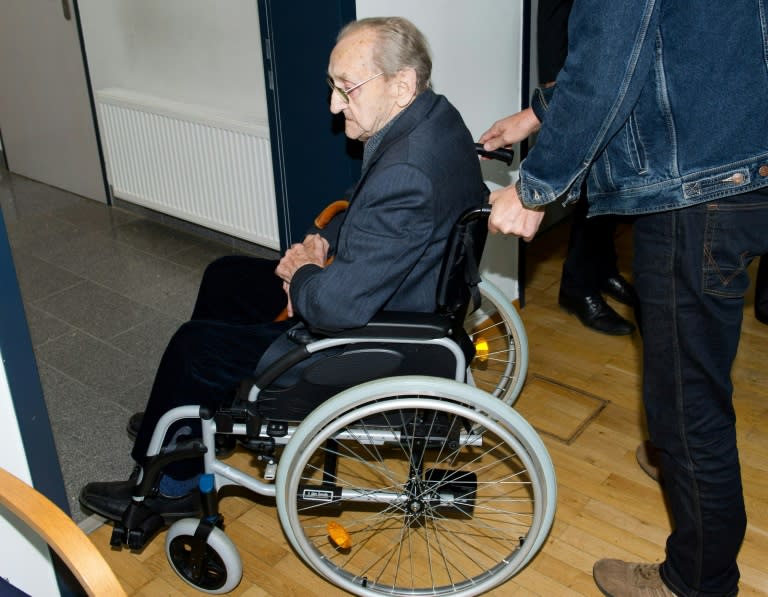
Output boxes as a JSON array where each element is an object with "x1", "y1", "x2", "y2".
[
  {"x1": 593, "y1": 560, "x2": 677, "y2": 596},
  {"x1": 636, "y1": 440, "x2": 663, "y2": 484}
]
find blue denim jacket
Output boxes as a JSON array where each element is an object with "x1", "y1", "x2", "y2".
[{"x1": 521, "y1": 0, "x2": 768, "y2": 216}]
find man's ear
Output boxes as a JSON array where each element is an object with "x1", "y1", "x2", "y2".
[{"x1": 395, "y1": 67, "x2": 418, "y2": 107}]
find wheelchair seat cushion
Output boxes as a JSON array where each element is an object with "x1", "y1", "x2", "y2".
[{"x1": 254, "y1": 339, "x2": 465, "y2": 421}]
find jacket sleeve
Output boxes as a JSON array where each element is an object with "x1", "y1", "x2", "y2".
[
  {"x1": 530, "y1": 86, "x2": 556, "y2": 123},
  {"x1": 519, "y1": 0, "x2": 661, "y2": 209},
  {"x1": 288, "y1": 162, "x2": 434, "y2": 331}
]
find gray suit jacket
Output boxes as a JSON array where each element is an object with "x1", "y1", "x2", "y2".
[{"x1": 290, "y1": 89, "x2": 487, "y2": 331}]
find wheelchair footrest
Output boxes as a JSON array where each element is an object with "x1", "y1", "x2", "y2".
[{"x1": 110, "y1": 502, "x2": 165, "y2": 551}]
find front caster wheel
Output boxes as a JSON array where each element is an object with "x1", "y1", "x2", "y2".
[{"x1": 165, "y1": 518, "x2": 242, "y2": 594}]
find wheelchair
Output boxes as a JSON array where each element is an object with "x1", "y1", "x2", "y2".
[
  {"x1": 464, "y1": 278, "x2": 528, "y2": 405},
  {"x1": 107, "y1": 198, "x2": 555, "y2": 596}
]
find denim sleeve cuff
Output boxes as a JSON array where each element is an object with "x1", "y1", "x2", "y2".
[
  {"x1": 530, "y1": 86, "x2": 555, "y2": 123},
  {"x1": 516, "y1": 176, "x2": 547, "y2": 210},
  {"x1": 518, "y1": 172, "x2": 585, "y2": 211}
]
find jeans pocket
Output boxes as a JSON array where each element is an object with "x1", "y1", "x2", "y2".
[{"x1": 702, "y1": 201, "x2": 767, "y2": 297}]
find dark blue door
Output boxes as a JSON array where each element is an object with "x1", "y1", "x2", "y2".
[{"x1": 258, "y1": 0, "x2": 360, "y2": 249}]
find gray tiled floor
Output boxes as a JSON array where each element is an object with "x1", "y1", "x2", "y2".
[{"x1": 0, "y1": 167, "x2": 277, "y2": 522}]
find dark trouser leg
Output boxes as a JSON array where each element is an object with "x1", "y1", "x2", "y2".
[
  {"x1": 558, "y1": 193, "x2": 635, "y2": 334},
  {"x1": 132, "y1": 255, "x2": 290, "y2": 477},
  {"x1": 191, "y1": 255, "x2": 286, "y2": 322},
  {"x1": 755, "y1": 255, "x2": 768, "y2": 323},
  {"x1": 633, "y1": 190, "x2": 768, "y2": 596},
  {"x1": 560, "y1": 193, "x2": 619, "y2": 297},
  {"x1": 131, "y1": 318, "x2": 290, "y2": 477}
]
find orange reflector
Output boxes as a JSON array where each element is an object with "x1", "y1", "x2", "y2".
[
  {"x1": 327, "y1": 521, "x2": 352, "y2": 549},
  {"x1": 474, "y1": 337, "x2": 489, "y2": 362}
]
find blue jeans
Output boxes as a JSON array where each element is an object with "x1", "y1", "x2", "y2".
[{"x1": 633, "y1": 189, "x2": 768, "y2": 596}]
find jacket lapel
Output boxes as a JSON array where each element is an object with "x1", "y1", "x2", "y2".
[{"x1": 346, "y1": 89, "x2": 440, "y2": 202}]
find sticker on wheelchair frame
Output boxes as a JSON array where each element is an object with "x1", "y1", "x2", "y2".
[{"x1": 301, "y1": 486, "x2": 342, "y2": 502}]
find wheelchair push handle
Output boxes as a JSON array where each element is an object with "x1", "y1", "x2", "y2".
[
  {"x1": 475, "y1": 143, "x2": 515, "y2": 165},
  {"x1": 474, "y1": 143, "x2": 514, "y2": 215}
]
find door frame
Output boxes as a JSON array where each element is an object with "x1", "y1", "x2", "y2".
[
  {"x1": 257, "y1": 0, "x2": 360, "y2": 249},
  {"x1": 71, "y1": 0, "x2": 111, "y2": 204},
  {"x1": 0, "y1": 211, "x2": 76, "y2": 596}
]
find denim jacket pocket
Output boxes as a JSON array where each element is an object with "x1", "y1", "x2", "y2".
[
  {"x1": 591, "y1": 116, "x2": 649, "y2": 191},
  {"x1": 625, "y1": 113, "x2": 648, "y2": 174}
]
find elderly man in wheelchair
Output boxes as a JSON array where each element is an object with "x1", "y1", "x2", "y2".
[{"x1": 80, "y1": 17, "x2": 554, "y2": 596}]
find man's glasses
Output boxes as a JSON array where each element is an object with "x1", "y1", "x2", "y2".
[{"x1": 327, "y1": 72, "x2": 384, "y2": 103}]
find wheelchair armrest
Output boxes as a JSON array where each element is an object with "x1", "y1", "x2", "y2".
[
  {"x1": 249, "y1": 344, "x2": 311, "y2": 396},
  {"x1": 311, "y1": 311, "x2": 452, "y2": 340}
]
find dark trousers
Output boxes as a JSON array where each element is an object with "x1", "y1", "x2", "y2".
[
  {"x1": 560, "y1": 194, "x2": 621, "y2": 297},
  {"x1": 131, "y1": 256, "x2": 291, "y2": 476},
  {"x1": 755, "y1": 255, "x2": 768, "y2": 321},
  {"x1": 633, "y1": 189, "x2": 768, "y2": 596}
]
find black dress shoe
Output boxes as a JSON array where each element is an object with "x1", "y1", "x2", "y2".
[
  {"x1": 127, "y1": 411, "x2": 143, "y2": 439},
  {"x1": 600, "y1": 274, "x2": 638, "y2": 306},
  {"x1": 79, "y1": 479, "x2": 137, "y2": 521},
  {"x1": 79, "y1": 477, "x2": 202, "y2": 523},
  {"x1": 127, "y1": 411, "x2": 237, "y2": 458},
  {"x1": 559, "y1": 291, "x2": 636, "y2": 335}
]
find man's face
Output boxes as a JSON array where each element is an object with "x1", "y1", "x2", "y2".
[{"x1": 327, "y1": 29, "x2": 399, "y2": 142}]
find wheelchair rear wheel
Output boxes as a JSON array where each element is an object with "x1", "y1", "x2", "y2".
[
  {"x1": 276, "y1": 376, "x2": 555, "y2": 597},
  {"x1": 464, "y1": 280, "x2": 528, "y2": 405}
]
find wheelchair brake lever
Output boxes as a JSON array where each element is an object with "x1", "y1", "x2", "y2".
[{"x1": 475, "y1": 143, "x2": 515, "y2": 165}]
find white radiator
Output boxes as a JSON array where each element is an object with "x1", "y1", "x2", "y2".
[{"x1": 95, "y1": 88, "x2": 279, "y2": 249}]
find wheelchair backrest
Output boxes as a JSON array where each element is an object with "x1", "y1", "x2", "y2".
[{"x1": 435, "y1": 204, "x2": 490, "y2": 323}]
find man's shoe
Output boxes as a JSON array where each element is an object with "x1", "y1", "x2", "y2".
[
  {"x1": 126, "y1": 411, "x2": 143, "y2": 439},
  {"x1": 559, "y1": 291, "x2": 636, "y2": 335},
  {"x1": 79, "y1": 478, "x2": 137, "y2": 521},
  {"x1": 601, "y1": 275, "x2": 638, "y2": 306},
  {"x1": 127, "y1": 411, "x2": 237, "y2": 458},
  {"x1": 636, "y1": 441, "x2": 663, "y2": 484},
  {"x1": 593, "y1": 560, "x2": 677, "y2": 596},
  {"x1": 79, "y1": 478, "x2": 202, "y2": 523}
]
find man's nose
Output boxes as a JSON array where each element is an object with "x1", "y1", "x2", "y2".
[{"x1": 329, "y1": 90, "x2": 345, "y2": 114}]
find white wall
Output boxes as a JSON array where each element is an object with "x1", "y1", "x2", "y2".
[
  {"x1": 356, "y1": 0, "x2": 524, "y2": 299},
  {"x1": 77, "y1": 1, "x2": 526, "y2": 298},
  {"x1": 78, "y1": 0, "x2": 268, "y2": 122}
]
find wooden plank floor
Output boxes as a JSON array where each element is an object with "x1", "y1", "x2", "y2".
[{"x1": 88, "y1": 222, "x2": 768, "y2": 596}]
